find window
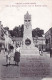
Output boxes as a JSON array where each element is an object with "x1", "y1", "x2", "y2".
[
  {"x1": 25, "y1": 20, "x2": 27, "y2": 22},
  {"x1": 28, "y1": 20, "x2": 31, "y2": 22}
]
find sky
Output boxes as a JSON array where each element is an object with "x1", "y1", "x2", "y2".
[{"x1": 0, "y1": 0, "x2": 52, "y2": 33}]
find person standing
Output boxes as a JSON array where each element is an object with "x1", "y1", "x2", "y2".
[
  {"x1": 5, "y1": 49, "x2": 11, "y2": 66},
  {"x1": 5, "y1": 48, "x2": 8, "y2": 65},
  {"x1": 50, "y1": 48, "x2": 52, "y2": 58},
  {"x1": 14, "y1": 46, "x2": 20, "y2": 66},
  {"x1": 7, "y1": 52, "x2": 11, "y2": 65}
]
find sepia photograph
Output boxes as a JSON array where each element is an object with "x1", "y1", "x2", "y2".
[{"x1": 0, "y1": 0, "x2": 52, "y2": 80}]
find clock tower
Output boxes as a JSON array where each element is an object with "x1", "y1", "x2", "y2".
[
  {"x1": 22, "y1": 11, "x2": 34, "y2": 49},
  {"x1": 20, "y1": 12, "x2": 39, "y2": 54}
]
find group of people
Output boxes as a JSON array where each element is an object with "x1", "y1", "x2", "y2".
[{"x1": 5, "y1": 46, "x2": 20, "y2": 66}]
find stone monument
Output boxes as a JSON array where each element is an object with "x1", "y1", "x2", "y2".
[
  {"x1": 23, "y1": 11, "x2": 34, "y2": 49},
  {"x1": 21, "y1": 12, "x2": 39, "y2": 55}
]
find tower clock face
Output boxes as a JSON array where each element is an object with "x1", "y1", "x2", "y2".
[{"x1": 25, "y1": 38, "x2": 31, "y2": 46}]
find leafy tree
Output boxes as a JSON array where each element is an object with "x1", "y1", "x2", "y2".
[
  {"x1": 9, "y1": 30, "x2": 14, "y2": 37},
  {"x1": 13, "y1": 26, "x2": 19, "y2": 37},
  {"x1": 9, "y1": 26, "x2": 44, "y2": 37},
  {"x1": 32, "y1": 28, "x2": 44, "y2": 37},
  {"x1": 4, "y1": 27, "x2": 9, "y2": 31},
  {"x1": 12, "y1": 25, "x2": 24, "y2": 37}
]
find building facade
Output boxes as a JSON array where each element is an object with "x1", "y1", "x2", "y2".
[
  {"x1": 0, "y1": 21, "x2": 5, "y2": 51},
  {"x1": 45, "y1": 27, "x2": 52, "y2": 51}
]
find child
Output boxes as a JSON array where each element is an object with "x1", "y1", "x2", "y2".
[{"x1": 14, "y1": 47, "x2": 20, "y2": 66}]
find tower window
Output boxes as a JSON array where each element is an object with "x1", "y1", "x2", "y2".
[
  {"x1": 25, "y1": 20, "x2": 27, "y2": 22},
  {"x1": 28, "y1": 20, "x2": 31, "y2": 22}
]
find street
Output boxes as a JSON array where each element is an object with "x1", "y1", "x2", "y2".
[{"x1": 0, "y1": 51, "x2": 52, "y2": 80}]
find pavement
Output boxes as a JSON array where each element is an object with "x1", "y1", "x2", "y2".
[{"x1": 0, "y1": 50, "x2": 52, "y2": 80}]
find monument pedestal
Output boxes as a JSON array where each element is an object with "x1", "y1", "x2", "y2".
[{"x1": 20, "y1": 45, "x2": 39, "y2": 55}]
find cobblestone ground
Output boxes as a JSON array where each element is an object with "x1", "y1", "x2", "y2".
[
  {"x1": 0, "y1": 51, "x2": 20, "y2": 80},
  {"x1": 20, "y1": 52, "x2": 51, "y2": 76},
  {"x1": 0, "y1": 51, "x2": 52, "y2": 80}
]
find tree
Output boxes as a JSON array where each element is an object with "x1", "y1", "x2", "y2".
[
  {"x1": 9, "y1": 30, "x2": 14, "y2": 37},
  {"x1": 32, "y1": 28, "x2": 44, "y2": 37},
  {"x1": 12, "y1": 25, "x2": 24, "y2": 37},
  {"x1": 4, "y1": 27, "x2": 9, "y2": 31},
  {"x1": 9, "y1": 25, "x2": 44, "y2": 37},
  {"x1": 13, "y1": 26, "x2": 19, "y2": 37}
]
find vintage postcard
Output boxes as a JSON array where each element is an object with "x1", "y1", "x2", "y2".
[{"x1": 0, "y1": 0, "x2": 52, "y2": 80}]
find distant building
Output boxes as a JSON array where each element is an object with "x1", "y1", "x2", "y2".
[
  {"x1": 33, "y1": 36, "x2": 45, "y2": 51},
  {"x1": 4, "y1": 30, "x2": 13, "y2": 50},
  {"x1": 0, "y1": 21, "x2": 13, "y2": 50},
  {"x1": 33, "y1": 36, "x2": 45, "y2": 46},
  {"x1": 0, "y1": 21, "x2": 5, "y2": 50},
  {"x1": 45, "y1": 27, "x2": 52, "y2": 51}
]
